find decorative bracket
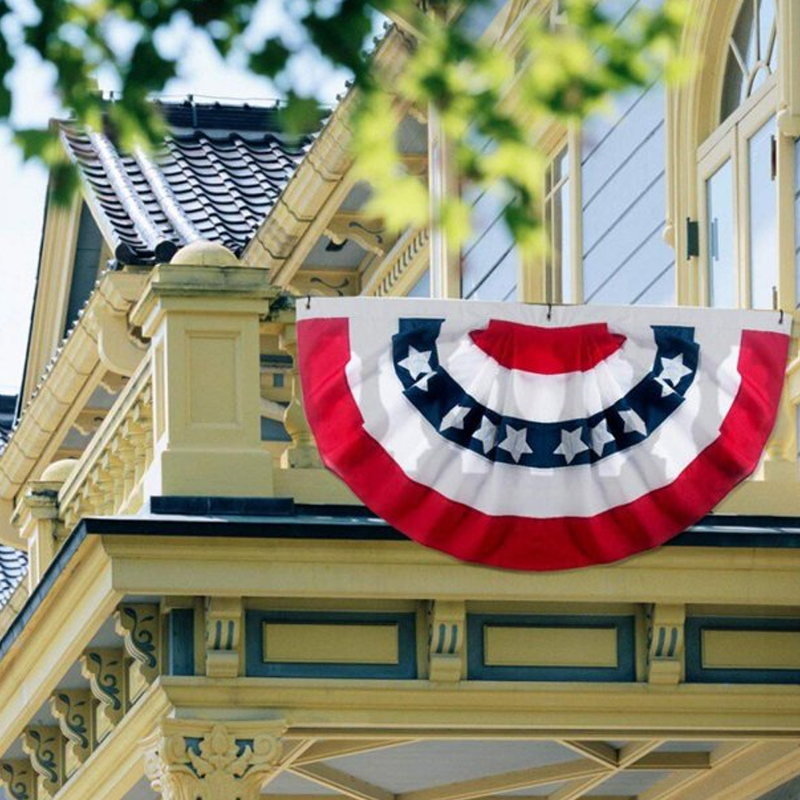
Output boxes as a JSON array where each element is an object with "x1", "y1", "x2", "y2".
[
  {"x1": 143, "y1": 719, "x2": 286, "y2": 800},
  {"x1": 647, "y1": 603, "x2": 686, "y2": 685},
  {"x1": 428, "y1": 600, "x2": 465, "y2": 682},
  {"x1": 21, "y1": 727, "x2": 64, "y2": 800},
  {"x1": 114, "y1": 603, "x2": 160, "y2": 702},
  {"x1": 79, "y1": 648, "x2": 126, "y2": 742},
  {"x1": 85, "y1": 305, "x2": 146, "y2": 377},
  {"x1": 50, "y1": 690, "x2": 94, "y2": 778},
  {"x1": 324, "y1": 213, "x2": 387, "y2": 257},
  {"x1": 206, "y1": 597, "x2": 243, "y2": 678},
  {"x1": 0, "y1": 759, "x2": 37, "y2": 800}
]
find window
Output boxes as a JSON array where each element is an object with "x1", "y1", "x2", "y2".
[
  {"x1": 698, "y1": 0, "x2": 782, "y2": 309},
  {"x1": 544, "y1": 144, "x2": 572, "y2": 303}
]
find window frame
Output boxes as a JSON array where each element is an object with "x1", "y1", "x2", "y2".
[{"x1": 697, "y1": 76, "x2": 781, "y2": 308}]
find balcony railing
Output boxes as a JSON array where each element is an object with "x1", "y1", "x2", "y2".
[{"x1": 58, "y1": 360, "x2": 153, "y2": 533}]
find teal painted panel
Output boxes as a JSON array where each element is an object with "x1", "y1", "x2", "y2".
[
  {"x1": 467, "y1": 614, "x2": 636, "y2": 682},
  {"x1": 169, "y1": 608, "x2": 195, "y2": 676},
  {"x1": 245, "y1": 610, "x2": 417, "y2": 679},
  {"x1": 685, "y1": 617, "x2": 800, "y2": 684}
]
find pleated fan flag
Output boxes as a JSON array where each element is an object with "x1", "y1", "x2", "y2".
[{"x1": 297, "y1": 298, "x2": 791, "y2": 570}]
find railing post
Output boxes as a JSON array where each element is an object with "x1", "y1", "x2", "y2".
[
  {"x1": 14, "y1": 460, "x2": 74, "y2": 589},
  {"x1": 279, "y1": 321, "x2": 322, "y2": 469},
  {"x1": 130, "y1": 241, "x2": 278, "y2": 499}
]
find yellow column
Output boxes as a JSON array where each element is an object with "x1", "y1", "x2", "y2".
[{"x1": 131, "y1": 241, "x2": 278, "y2": 498}]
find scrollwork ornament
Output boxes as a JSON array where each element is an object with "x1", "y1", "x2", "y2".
[
  {"x1": 0, "y1": 759, "x2": 36, "y2": 800},
  {"x1": 143, "y1": 721, "x2": 285, "y2": 800}
]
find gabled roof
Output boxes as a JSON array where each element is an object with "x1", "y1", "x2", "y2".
[{"x1": 59, "y1": 101, "x2": 313, "y2": 265}]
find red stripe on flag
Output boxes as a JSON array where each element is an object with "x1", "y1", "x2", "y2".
[
  {"x1": 469, "y1": 320, "x2": 626, "y2": 374},
  {"x1": 298, "y1": 317, "x2": 788, "y2": 571}
]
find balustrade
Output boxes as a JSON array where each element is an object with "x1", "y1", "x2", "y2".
[{"x1": 58, "y1": 362, "x2": 153, "y2": 534}]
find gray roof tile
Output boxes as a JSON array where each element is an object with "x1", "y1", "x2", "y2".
[{"x1": 60, "y1": 101, "x2": 312, "y2": 265}]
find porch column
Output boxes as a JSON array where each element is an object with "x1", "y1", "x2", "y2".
[
  {"x1": 143, "y1": 719, "x2": 285, "y2": 800},
  {"x1": 131, "y1": 241, "x2": 278, "y2": 498}
]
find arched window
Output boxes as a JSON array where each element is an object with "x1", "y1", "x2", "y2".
[
  {"x1": 699, "y1": 0, "x2": 782, "y2": 309},
  {"x1": 721, "y1": 0, "x2": 778, "y2": 121}
]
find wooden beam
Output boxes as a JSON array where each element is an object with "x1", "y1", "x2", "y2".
[
  {"x1": 617, "y1": 741, "x2": 664, "y2": 768},
  {"x1": 627, "y1": 752, "x2": 710, "y2": 771},
  {"x1": 397, "y1": 761, "x2": 606, "y2": 800},
  {"x1": 639, "y1": 741, "x2": 800, "y2": 800},
  {"x1": 294, "y1": 739, "x2": 419, "y2": 766},
  {"x1": 561, "y1": 741, "x2": 618, "y2": 767},
  {"x1": 291, "y1": 763, "x2": 395, "y2": 800},
  {"x1": 546, "y1": 775, "x2": 617, "y2": 800}
]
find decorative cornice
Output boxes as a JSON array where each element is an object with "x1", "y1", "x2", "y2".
[
  {"x1": 362, "y1": 227, "x2": 430, "y2": 297},
  {"x1": 428, "y1": 600, "x2": 465, "y2": 682},
  {"x1": 143, "y1": 720, "x2": 285, "y2": 800},
  {"x1": 79, "y1": 648, "x2": 126, "y2": 742},
  {"x1": 21, "y1": 726, "x2": 64, "y2": 800},
  {"x1": 205, "y1": 598, "x2": 242, "y2": 678},
  {"x1": 0, "y1": 759, "x2": 36, "y2": 800},
  {"x1": 114, "y1": 604, "x2": 159, "y2": 691},
  {"x1": 50, "y1": 689, "x2": 94, "y2": 776}
]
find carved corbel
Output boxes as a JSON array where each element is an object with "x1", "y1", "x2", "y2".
[
  {"x1": 86, "y1": 305, "x2": 146, "y2": 377},
  {"x1": 647, "y1": 603, "x2": 686, "y2": 685},
  {"x1": 206, "y1": 597, "x2": 242, "y2": 678},
  {"x1": 143, "y1": 720, "x2": 286, "y2": 800},
  {"x1": 324, "y1": 213, "x2": 387, "y2": 257},
  {"x1": 79, "y1": 648, "x2": 126, "y2": 742},
  {"x1": 114, "y1": 603, "x2": 160, "y2": 703},
  {"x1": 0, "y1": 759, "x2": 37, "y2": 800},
  {"x1": 50, "y1": 690, "x2": 94, "y2": 778},
  {"x1": 20, "y1": 727, "x2": 64, "y2": 800},
  {"x1": 428, "y1": 600, "x2": 465, "y2": 682}
]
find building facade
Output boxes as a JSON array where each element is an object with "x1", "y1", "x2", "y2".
[{"x1": 0, "y1": 1, "x2": 799, "y2": 799}]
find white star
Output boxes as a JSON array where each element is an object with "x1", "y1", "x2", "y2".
[
  {"x1": 440, "y1": 405, "x2": 470, "y2": 432},
  {"x1": 498, "y1": 425, "x2": 533, "y2": 463},
  {"x1": 398, "y1": 346, "x2": 432, "y2": 379},
  {"x1": 619, "y1": 408, "x2": 647, "y2": 436},
  {"x1": 412, "y1": 372, "x2": 435, "y2": 391},
  {"x1": 472, "y1": 417, "x2": 498, "y2": 454},
  {"x1": 589, "y1": 418, "x2": 616, "y2": 456},
  {"x1": 659, "y1": 354, "x2": 692, "y2": 387},
  {"x1": 554, "y1": 427, "x2": 589, "y2": 464}
]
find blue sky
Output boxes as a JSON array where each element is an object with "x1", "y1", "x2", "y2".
[{"x1": 0, "y1": 3, "x2": 350, "y2": 394}]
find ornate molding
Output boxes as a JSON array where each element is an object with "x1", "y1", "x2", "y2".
[
  {"x1": 206, "y1": 597, "x2": 243, "y2": 678},
  {"x1": 143, "y1": 720, "x2": 286, "y2": 800},
  {"x1": 21, "y1": 726, "x2": 64, "y2": 800},
  {"x1": 428, "y1": 600, "x2": 465, "y2": 682},
  {"x1": 50, "y1": 690, "x2": 94, "y2": 777},
  {"x1": 79, "y1": 648, "x2": 126, "y2": 742},
  {"x1": 0, "y1": 759, "x2": 37, "y2": 800},
  {"x1": 114, "y1": 603, "x2": 160, "y2": 702},
  {"x1": 647, "y1": 603, "x2": 686, "y2": 685},
  {"x1": 363, "y1": 227, "x2": 430, "y2": 297}
]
